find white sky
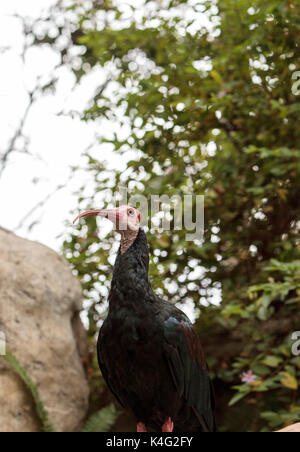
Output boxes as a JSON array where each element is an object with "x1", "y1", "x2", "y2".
[{"x1": 0, "y1": 0, "x2": 123, "y2": 250}]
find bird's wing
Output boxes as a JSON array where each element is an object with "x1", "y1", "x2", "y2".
[
  {"x1": 162, "y1": 315, "x2": 216, "y2": 432},
  {"x1": 97, "y1": 329, "x2": 125, "y2": 408}
]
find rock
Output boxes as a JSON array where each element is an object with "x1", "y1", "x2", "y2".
[
  {"x1": 276, "y1": 423, "x2": 300, "y2": 432},
  {"x1": 0, "y1": 227, "x2": 89, "y2": 432}
]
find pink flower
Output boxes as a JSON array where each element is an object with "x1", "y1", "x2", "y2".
[{"x1": 241, "y1": 370, "x2": 257, "y2": 384}]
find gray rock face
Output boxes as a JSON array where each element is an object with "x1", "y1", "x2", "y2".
[{"x1": 0, "y1": 228, "x2": 89, "y2": 432}]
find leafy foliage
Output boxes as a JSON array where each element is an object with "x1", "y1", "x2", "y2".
[
  {"x1": 227, "y1": 259, "x2": 300, "y2": 422},
  {"x1": 31, "y1": 0, "x2": 300, "y2": 431}
]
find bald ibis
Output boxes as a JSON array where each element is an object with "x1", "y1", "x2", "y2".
[{"x1": 74, "y1": 206, "x2": 216, "y2": 432}]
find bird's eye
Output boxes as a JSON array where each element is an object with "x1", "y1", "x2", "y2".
[{"x1": 128, "y1": 209, "x2": 134, "y2": 216}]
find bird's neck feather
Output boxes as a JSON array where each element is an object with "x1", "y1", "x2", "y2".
[
  {"x1": 119, "y1": 229, "x2": 139, "y2": 254},
  {"x1": 109, "y1": 229, "x2": 153, "y2": 307}
]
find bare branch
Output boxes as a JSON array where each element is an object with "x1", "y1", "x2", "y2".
[
  {"x1": 0, "y1": 28, "x2": 59, "y2": 179},
  {"x1": 13, "y1": 140, "x2": 94, "y2": 233},
  {"x1": 14, "y1": 174, "x2": 73, "y2": 232},
  {"x1": 0, "y1": 91, "x2": 34, "y2": 178},
  {"x1": 0, "y1": 46, "x2": 10, "y2": 54}
]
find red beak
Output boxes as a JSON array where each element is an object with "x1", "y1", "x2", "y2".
[{"x1": 73, "y1": 209, "x2": 119, "y2": 225}]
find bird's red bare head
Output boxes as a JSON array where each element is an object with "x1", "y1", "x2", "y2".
[{"x1": 73, "y1": 205, "x2": 142, "y2": 234}]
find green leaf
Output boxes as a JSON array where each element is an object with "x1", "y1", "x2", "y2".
[
  {"x1": 262, "y1": 356, "x2": 283, "y2": 368},
  {"x1": 3, "y1": 351, "x2": 55, "y2": 432},
  {"x1": 82, "y1": 404, "x2": 120, "y2": 433},
  {"x1": 228, "y1": 390, "x2": 250, "y2": 406},
  {"x1": 279, "y1": 372, "x2": 298, "y2": 390},
  {"x1": 252, "y1": 364, "x2": 271, "y2": 376},
  {"x1": 260, "y1": 411, "x2": 283, "y2": 428}
]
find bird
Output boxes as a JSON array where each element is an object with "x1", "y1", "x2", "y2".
[{"x1": 74, "y1": 205, "x2": 216, "y2": 432}]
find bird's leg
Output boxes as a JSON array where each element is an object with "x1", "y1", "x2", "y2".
[
  {"x1": 162, "y1": 417, "x2": 174, "y2": 432},
  {"x1": 137, "y1": 422, "x2": 147, "y2": 432}
]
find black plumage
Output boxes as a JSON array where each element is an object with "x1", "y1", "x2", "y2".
[{"x1": 97, "y1": 228, "x2": 216, "y2": 432}]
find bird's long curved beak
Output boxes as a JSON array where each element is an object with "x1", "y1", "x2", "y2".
[{"x1": 73, "y1": 209, "x2": 119, "y2": 225}]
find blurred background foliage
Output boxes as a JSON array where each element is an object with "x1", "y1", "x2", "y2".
[{"x1": 30, "y1": 0, "x2": 300, "y2": 431}]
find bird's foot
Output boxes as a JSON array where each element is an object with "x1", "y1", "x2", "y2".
[
  {"x1": 162, "y1": 417, "x2": 174, "y2": 432},
  {"x1": 137, "y1": 422, "x2": 147, "y2": 432}
]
